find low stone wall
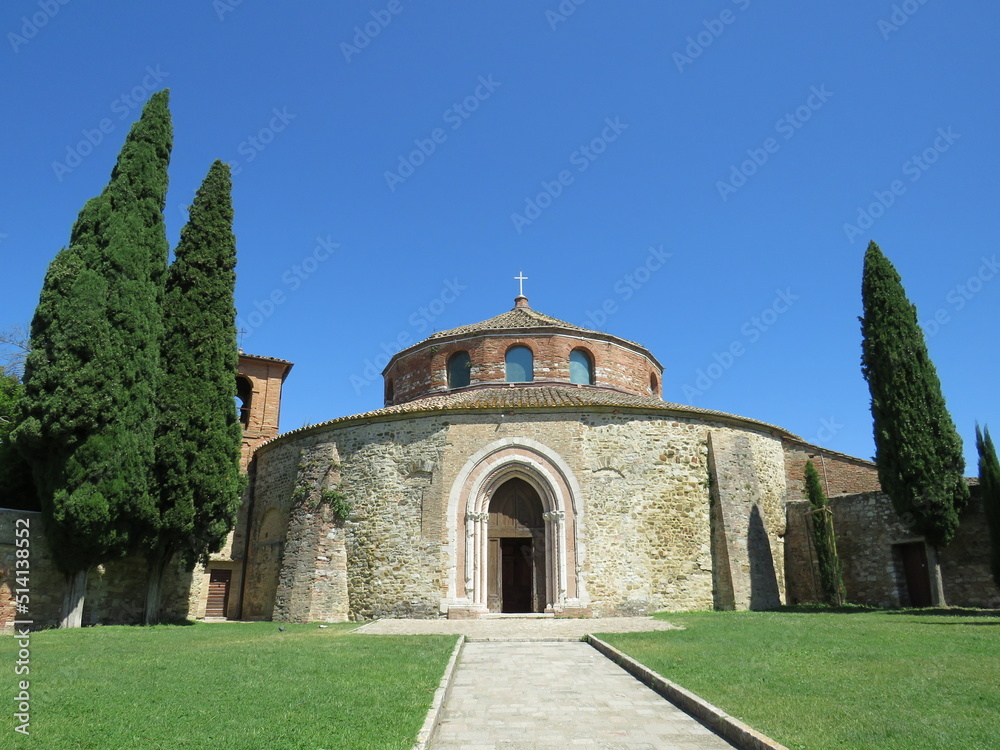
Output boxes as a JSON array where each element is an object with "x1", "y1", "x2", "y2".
[
  {"x1": 0, "y1": 509, "x2": 196, "y2": 630},
  {"x1": 786, "y1": 487, "x2": 999, "y2": 608}
]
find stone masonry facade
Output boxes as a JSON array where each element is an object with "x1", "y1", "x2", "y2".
[
  {"x1": 786, "y1": 485, "x2": 1000, "y2": 609},
  {"x1": 244, "y1": 407, "x2": 793, "y2": 621}
]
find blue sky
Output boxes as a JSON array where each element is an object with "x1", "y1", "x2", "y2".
[{"x1": 2, "y1": 1, "x2": 997, "y2": 468}]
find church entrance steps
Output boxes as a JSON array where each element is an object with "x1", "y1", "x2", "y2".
[
  {"x1": 479, "y1": 612, "x2": 554, "y2": 619},
  {"x1": 352, "y1": 615, "x2": 680, "y2": 640},
  {"x1": 425, "y1": 640, "x2": 742, "y2": 750}
]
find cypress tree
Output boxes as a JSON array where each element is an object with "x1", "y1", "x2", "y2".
[
  {"x1": 860, "y1": 241, "x2": 968, "y2": 554},
  {"x1": 13, "y1": 91, "x2": 172, "y2": 627},
  {"x1": 975, "y1": 425, "x2": 1000, "y2": 591},
  {"x1": 145, "y1": 160, "x2": 244, "y2": 624},
  {"x1": 0, "y1": 374, "x2": 35, "y2": 511},
  {"x1": 804, "y1": 460, "x2": 844, "y2": 605}
]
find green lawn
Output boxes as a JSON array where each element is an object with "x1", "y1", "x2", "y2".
[
  {"x1": 599, "y1": 608, "x2": 1000, "y2": 750},
  {"x1": 1, "y1": 622, "x2": 456, "y2": 750}
]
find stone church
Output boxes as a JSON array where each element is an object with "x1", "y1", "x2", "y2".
[
  {"x1": 212, "y1": 293, "x2": 884, "y2": 622},
  {"x1": 3, "y1": 292, "x2": 997, "y2": 629}
]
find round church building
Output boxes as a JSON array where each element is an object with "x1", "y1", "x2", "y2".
[{"x1": 239, "y1": 295, "x2": 808, "y2": 621}]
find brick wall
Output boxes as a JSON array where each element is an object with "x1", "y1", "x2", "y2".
[
  {"x1": 384, "y1": 331, "x2": 663, "y2": 406},
  {"x1": 783, "y1": 439, "x2": 881, "y2": 500},
  {"x1": 237, "y1": 354, "x2": 292, "y2": 470}
]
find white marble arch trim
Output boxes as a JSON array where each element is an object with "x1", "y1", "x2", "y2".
[{"x1": 444, "y1": 437, "x2": 586, "y2": 607}]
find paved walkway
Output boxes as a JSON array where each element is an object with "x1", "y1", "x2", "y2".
[
  {"x1": 354, "y1": 615, "x2": 681, "y2": 639},
  {"x1": 427, "y1": 640, "x2": 736, "y2": 750}
]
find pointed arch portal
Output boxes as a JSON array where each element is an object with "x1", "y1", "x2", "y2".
[{"x1": 445, "y1": 438, "x2": 585, "y2": 616}]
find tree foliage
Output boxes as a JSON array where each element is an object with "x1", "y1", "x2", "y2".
[
  {"x1": 804, "y1": 460, "x2": 844, "y2": 605},
  {"x1": 860, "y1": 241, "x2": 968, "y2": 547},
  {"x1": 0, "y1": 374, "x2": 35, "y2": 510},
  {"x1": 151, "y1": 160, "x2": 244, "y2": 575},
  {"x1": 13, "y1": 91, "x2": 172, "y2": 581},
  {"x1": 975, "y1": 425, "x2": 1000, "y2": 591}
]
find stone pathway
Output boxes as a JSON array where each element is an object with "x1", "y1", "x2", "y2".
[
  {"x1": 353, "y1": 615, "x2": 681, "y2": 639},
  {"x1": 428, "y1": 641, "x2": 736, "y2": 749}
]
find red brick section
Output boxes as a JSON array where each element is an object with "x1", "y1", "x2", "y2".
[
  {"x1": 783, "y1": 439, "x2": 881, "y2": 499},
  {"x1": 384, "y1": 331, "x2": 663, "y2": 405},
  {"x1": 237, "y1": 353, "x2": 293, "y2": 470}
]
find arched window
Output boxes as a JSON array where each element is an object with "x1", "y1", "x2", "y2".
[
  {"x1": 447, "y1": 351, "x2": 471, "y2": 389},
  {"x1": 384, "y1": 378, "x2": 394, "y2": 406},
  {"x1": 569, "y1": 349, "x2": 593, "y2": 385},
  {"x1": 235, "y1": 376, "x2": 252, "y2": 428},
  {"x1": 650, "y1": 373, "x2": 659, "y2": 397},
  {"x1": 505, "y1": 346, "x2": 534, "y2": 383}
]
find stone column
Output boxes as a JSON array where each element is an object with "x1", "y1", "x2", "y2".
[
  {"x1": 543, "y1": 510, "x2": 567, "y2": 607},
  {"x1": 465, "y1": 511, "x2": 489, "y2": 605}
]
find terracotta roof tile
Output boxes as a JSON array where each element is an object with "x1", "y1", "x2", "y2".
[
  {"x1": 427, "y1": 306, "x2": 592, "y2": 339},
  {"x1": 267, "y1": 384, "x2": 802, "y2": 446}
]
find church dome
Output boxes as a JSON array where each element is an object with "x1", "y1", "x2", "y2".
[{"x1": 382, "y1": 296, "x2": 664, "y2": 406}]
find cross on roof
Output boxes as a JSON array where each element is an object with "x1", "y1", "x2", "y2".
[{"x1": 515, "y1": 271, "x2": 528, "y2": 297}]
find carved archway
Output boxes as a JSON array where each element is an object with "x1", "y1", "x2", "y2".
[{"x1": 445, "y1": 438, "x2": 585, "y2": 616}]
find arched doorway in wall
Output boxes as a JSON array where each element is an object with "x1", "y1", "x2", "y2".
[{"x1": 487, "y1": 478, "x2": 545, "y2": 613}]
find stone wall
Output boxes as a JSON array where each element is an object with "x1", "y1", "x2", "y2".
[
  {"x1": 250, "y1": 406, "x2": 793, "y2": 620},
  {"x1": 271, "y1": 441, "x2": 349, "y2": 623},
  {"x1": 786, "y1": 487, "x2": 999, "y2": 608},
  {"x1": 383, "y1": 332, "x2": 662, "y2": 406},
  {"x1": 0, "y1": 509, "x2": 194, "y2": 630},
  {"x1": 708, "y1": 431, "x2": 787, "y2": 610},
  {"x1": 579, "y1": 414, "x2": 716, "y2": 615}
]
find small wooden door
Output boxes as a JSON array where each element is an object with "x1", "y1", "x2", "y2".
[
  {"x1": 206, "y1": 569, "x2": 232, "y2": 618},
  {"x1": 897, "y1": 542, "x2": 932, "y2": 608}
]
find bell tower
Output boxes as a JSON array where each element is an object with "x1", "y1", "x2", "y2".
[{"x1": 236, "y1": 352, "x2": 293, "y2": 469}]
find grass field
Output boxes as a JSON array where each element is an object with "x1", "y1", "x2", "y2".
[
  {"x1": 1, "y1": 621, "x2": 457, "y2": 750},
  {"x1": 599, "y1": 608, "x2": 1000, "y2": 750}
]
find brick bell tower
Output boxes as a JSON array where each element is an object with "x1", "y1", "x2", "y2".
[
  {"x1": 195, "y1": 351, "x2": 293, "y2": 621},
  {"x1": 235, "y1": 352, "x2": 293, "y2": 470}
]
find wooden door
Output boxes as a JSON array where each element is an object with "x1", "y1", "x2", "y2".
[
  {"x1": 487, "y1": 478, "x2": 545, "y2": 613},
  {"x1": 206, "y1": 569, "x2": 232, "y2": 618},
  {"x1": 501, "y1": 539, "x2": 533, "y2": 613},
  {"x1": 897, "y1": 542, "x2": 932, "y2": 608}
]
